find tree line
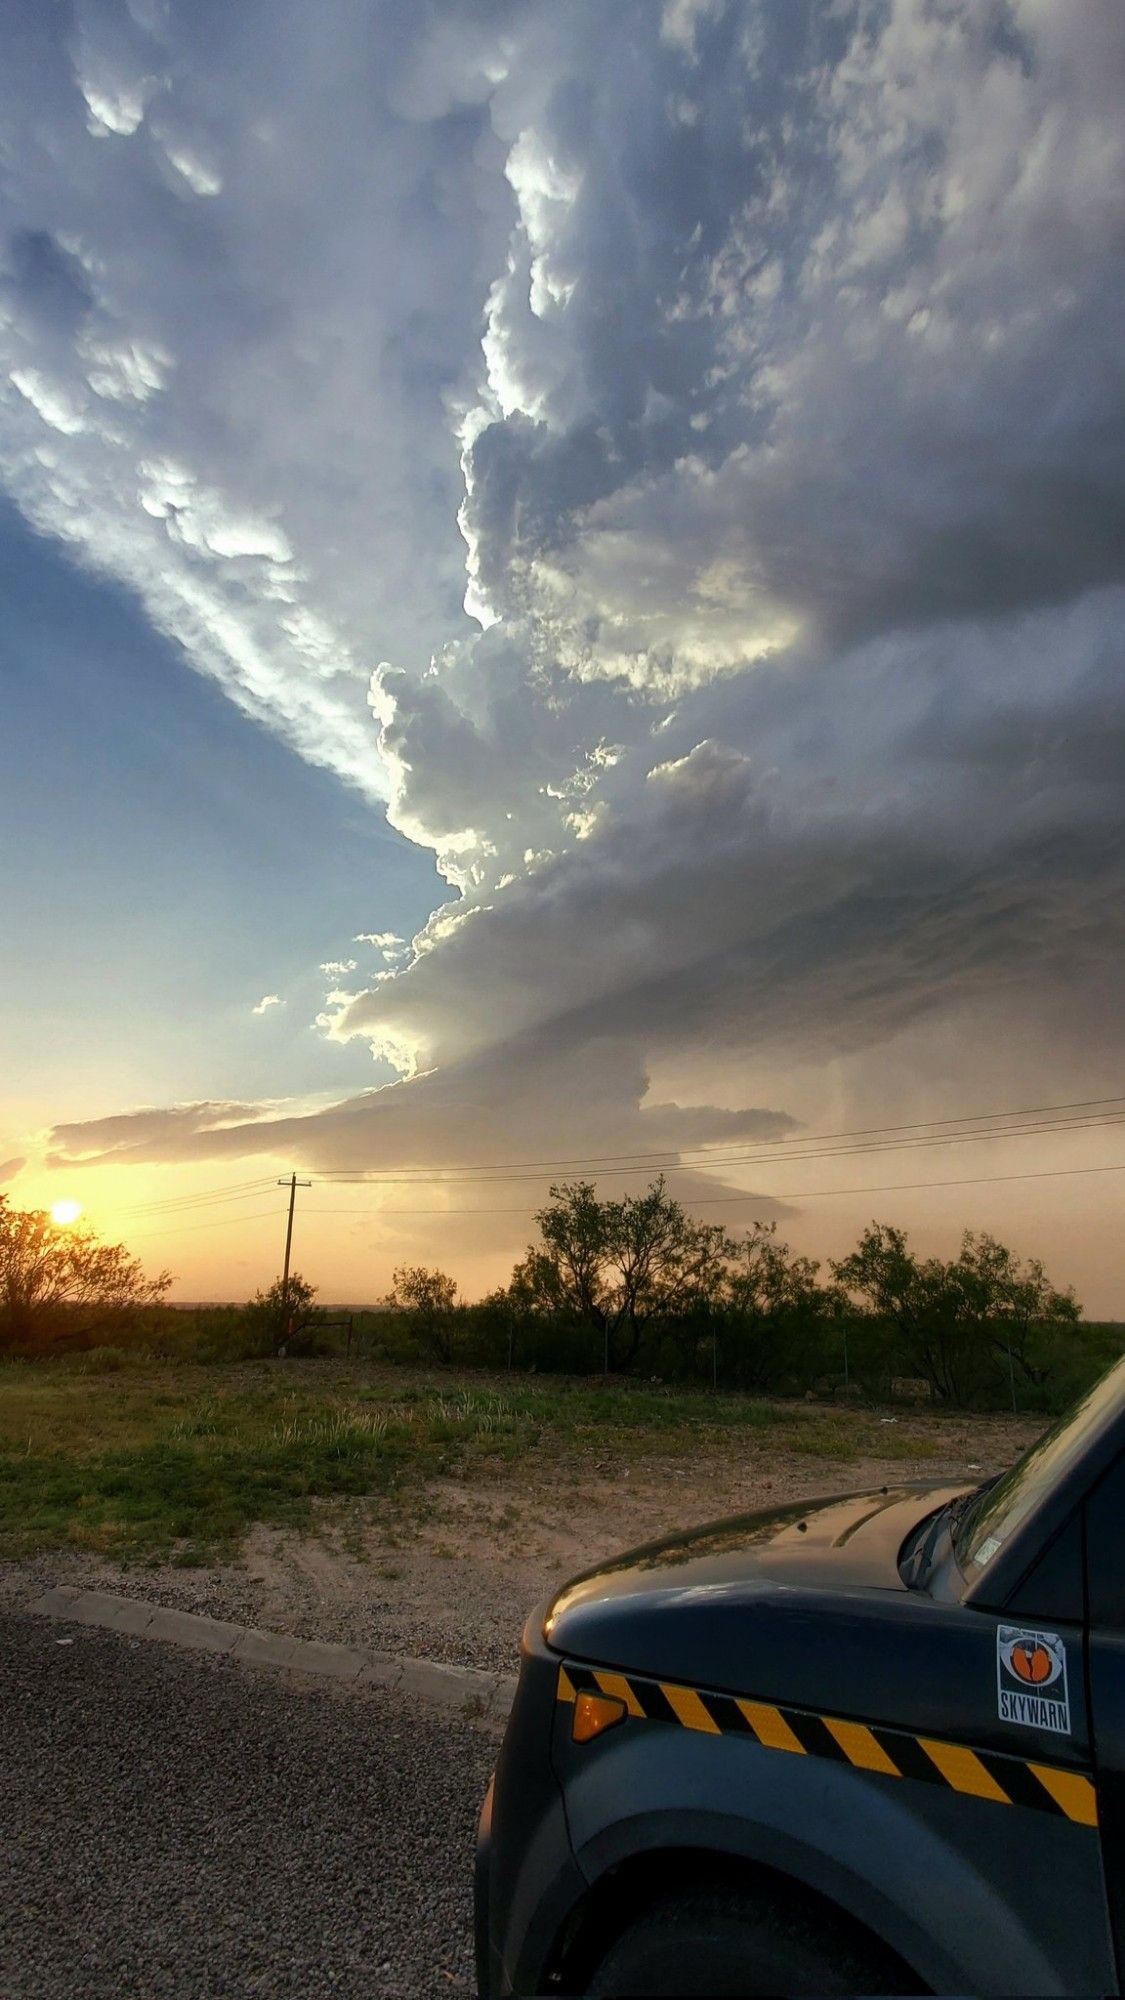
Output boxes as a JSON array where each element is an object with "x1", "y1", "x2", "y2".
[
  {"x1": 385, "y1": 1177, "x2": 1111, "y2": 1411},
  {"x1": 1, "y1": 1182, "x2": 1117, "y2": 1411}
]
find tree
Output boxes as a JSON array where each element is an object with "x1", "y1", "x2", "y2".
[
  {"x1": 512, "y1": 1179, "x2": 735, "y2": 1372},
  {"x1": 721, "y1": 1222, "x2": 837, "y2": 1390},
  {"x1": 474, "y1": 1285, "x2": 525, "y2": 1372},
  {"x1": 243, "y1": 1271, "x2": 317, "y2": 1355},
  {"x1": 531, "y1": 1181, "x2": 609, "y2": 1336},
  {"x1": 831, "y1": 1223, "x2": 933, "y2": 1389},
  {"x1": 0, "y1": 1196, "x2": 171, "y2": 1350},
  {"x1": 947, "y1": 1232, "x2": 1081, "y2": 1401},
  {"x1": 832, "y1": 1222, "x2": 1083, "y2": 1406},
  {"x1": 392, "y1": 1264, "x2": 459, "y2": 1363},
  {"x1": 831, "y1": 1222, "x2": 971, "y2": 1400}
]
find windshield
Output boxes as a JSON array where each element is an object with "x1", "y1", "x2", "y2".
[{"x1": 955, "y1": 1352, "x2": 1125, "y2": 1572}]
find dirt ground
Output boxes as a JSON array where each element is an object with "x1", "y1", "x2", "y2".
[{"x1": 2, "y1": 1408, "x2": 1039, "y2": 1673}]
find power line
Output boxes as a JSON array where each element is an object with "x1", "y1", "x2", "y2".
[
  {"x1": 129, "y1": 1206, "x2": 283, "y2": 1239},
  {"x1": 123, "y1": 1176, "x2": 278, "y2": 1216},
  {"x1": 672, "y1": 1161, "x2": 1125, "y2": 1205},
  {"x1": 307, "y1": 1092, "x2": 1125, "y2": 1183},
  {"x1": 91, "y1": 1089, "x2": 1125, "y2": 1225},
  {"x1": 307, "y1": 1110, "x2": 1125, "y2": 1187},
  {"x1": 112, "y1": 1108, "x2": 1125, "y2": 1225},
  {"x1": 125, "y1": 1154, "x2": 1125, "y2": 1237},
  {"x1": 294, "y1": 1157, "x2": 1125, "y2": 1217}
]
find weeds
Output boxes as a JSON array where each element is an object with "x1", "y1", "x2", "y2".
[{"x1": 0, "y1": 1356, "x2": 1031, "y2": 1562}]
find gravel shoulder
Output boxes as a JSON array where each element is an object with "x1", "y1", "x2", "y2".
[
  {"x1": 0, "y1": 1409, "x2": 1040, "y2": 1996},
  {"x1": 0, "y1": 1410, "x2": 1038, "y2": 1674},
  {"x1": 0, "y1": 1608, "x2": 493, "y2": 1999}
]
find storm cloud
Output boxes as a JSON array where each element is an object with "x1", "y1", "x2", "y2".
[{"x1": 7, "y1": 0, "x2": 1124, "y2": 1188}]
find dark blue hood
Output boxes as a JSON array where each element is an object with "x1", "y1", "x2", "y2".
[{"x1": 544, "y1": 1482, "x2": 976, "y2": 1729}]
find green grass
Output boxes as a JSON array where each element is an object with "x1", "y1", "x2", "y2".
[{"x1": 0, "y1": 1357, "x2": 1001, "y2": 1562}]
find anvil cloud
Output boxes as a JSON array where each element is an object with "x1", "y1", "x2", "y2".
[{"x1": 4, "y1": 0, "x2": 1123, "y2": 1205}]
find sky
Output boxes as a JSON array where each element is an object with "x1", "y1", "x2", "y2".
[{"x1": 1, "y1": 0, "x2": 1123, "y2": 1311}]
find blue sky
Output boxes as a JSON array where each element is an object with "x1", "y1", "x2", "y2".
[
  {"x1": 1, "y1": 1, "x2": 1122, "y2": 1307},
  {"x1": 0, "y1": 501, "x2": 438, "y2": 1127}
]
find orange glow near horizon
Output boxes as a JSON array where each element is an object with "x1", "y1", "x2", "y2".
[{"x1": 6, "y1": 1117, "x2": 1124, "y2": 1317}]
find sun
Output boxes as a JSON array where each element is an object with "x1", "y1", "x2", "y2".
[{"x1": 50, "y1": 1199, "x2": 83, "y2": 1227}]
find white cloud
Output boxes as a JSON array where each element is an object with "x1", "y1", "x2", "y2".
[
  {"x1": 9, "y1": 368, "x2": 86, "y2": 435},
  {"x1": 70, "y1": 0, "x2": 164, "y2": 137},
  {"x1": 252, "y1": 994, "x2": 282, "y2": 1016},
  {"x1": 354, "y1": 931, "x2": 407, "y2": 964},
  {"x1": 355, "y1": 931, "x2": 403, "y2": 951},
  {"x1": 660, "y1": 0, "x2": 724, "y2": 58},
  {"x1": 157, "y1": 139, "x2": 222, "y2": 198},
  {"x1": 7, "y1": 0, "x2": 1125, "y2": 1201},
  {"x1": 0, "y1": 1, "x2": 517, "y2": 797},
  {"x1": 83, "y1": 334, "x2": 171, "y2": 403}
]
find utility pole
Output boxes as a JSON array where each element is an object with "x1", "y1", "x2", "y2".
[{"x1": 278, "y1": 1173, "x2": 311, "y2": 1349}]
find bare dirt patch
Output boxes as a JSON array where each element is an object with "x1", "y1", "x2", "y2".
[{"x1": 3, "y1": 1406, "x2": 1038, "y2": 1672}]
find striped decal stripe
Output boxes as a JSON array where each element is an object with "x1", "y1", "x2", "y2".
[
  {"x1": 823, "y1": 1717, "x2": 900, "y2": 1776},
  {"x1": 556, "y1": 1663, "x2": 1098, "y2": 1827}
]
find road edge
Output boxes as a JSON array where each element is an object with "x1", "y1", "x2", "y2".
[{"x1": 30, "y1": 1584, "x2": 517, "y2": 1732}]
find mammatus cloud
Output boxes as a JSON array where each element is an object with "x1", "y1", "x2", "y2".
[
  {"x1": 9, "y1": 1, "x2": 1125, "y2": 1188},
  {"x1": 0, "y1": 1, "x2": 517, "y2": 797}
]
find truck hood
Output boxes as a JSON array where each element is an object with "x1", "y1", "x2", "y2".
[{"x1": 544, "y1": 1482, "x2": 974, "y2": 1720}]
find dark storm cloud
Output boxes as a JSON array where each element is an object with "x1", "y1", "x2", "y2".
[
  {"x1": 47, "y1": 1101, "x2": 281, "y2": 1164},
  {"x1": 350, "y1": 585, "x2": 1125, "y2": 1092},
  {"x1": 461, "y1": 0, "x2": 1125, "y2": 658},
  {"x1": 5, "y1": 231, "x2": 93, "y2": 336},
  {"x1": 7, "y1": 0, "x2": 1125, "y2": 1181},
  {"x1": 46, "y1": 1047, "x2": 798, "y2": 1229}
]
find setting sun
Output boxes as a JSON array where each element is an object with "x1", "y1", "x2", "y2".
[{"x1": 50, "y1": 1200, "x2": 83, "y2": 1227}]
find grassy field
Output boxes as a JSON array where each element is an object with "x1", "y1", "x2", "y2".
[{"x1": 0, "y1": 1356, "x2": 1032, "y2": 1565}]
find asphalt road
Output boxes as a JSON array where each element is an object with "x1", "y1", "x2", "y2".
[{"x1": 0, "y1": 1609, "x2": 496, "y2": 1998}]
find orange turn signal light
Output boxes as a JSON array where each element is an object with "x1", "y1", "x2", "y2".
[{"x1": 572, "y1": 1692, "x2": 627, "y2": 1744}]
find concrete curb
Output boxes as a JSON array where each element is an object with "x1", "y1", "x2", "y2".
[{"x1": 31, "y1": 1584, "x2": 517, "y2": 1731}]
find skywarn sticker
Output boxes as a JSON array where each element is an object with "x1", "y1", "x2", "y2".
[{"x1": 996, "y1": 1625, "x2": 1071, "y2": 1735}]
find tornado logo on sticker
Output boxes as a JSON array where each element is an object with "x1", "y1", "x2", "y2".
[{"x1": 997, "y1": 1626, "x2": 1071, "y2": 1734}]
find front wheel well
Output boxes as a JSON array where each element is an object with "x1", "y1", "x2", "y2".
[{"x1": 544, "y1": 1846, "x2": 927, "y2": 1994}]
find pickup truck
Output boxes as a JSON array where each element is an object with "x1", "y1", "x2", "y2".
[{"x1": 476, "y1": 1353, "x2": 1125, "y2": 1994}]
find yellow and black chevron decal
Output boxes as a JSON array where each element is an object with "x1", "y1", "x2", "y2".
[{"x1": 556, "y1": 1663, "x2": 1098, "y2": 1829}]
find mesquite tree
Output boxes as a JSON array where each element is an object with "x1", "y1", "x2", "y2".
[
  {"x1": 0, "y1": 1196, "x2": 171, "y2": 1349},
  {"x1": 512, "y1": 1177, "x2": 735, "y2": 1372}
]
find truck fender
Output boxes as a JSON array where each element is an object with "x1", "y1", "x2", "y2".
[{"x1": 562, "y1": 1727, "x2": 1106, "y2": 1995}]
